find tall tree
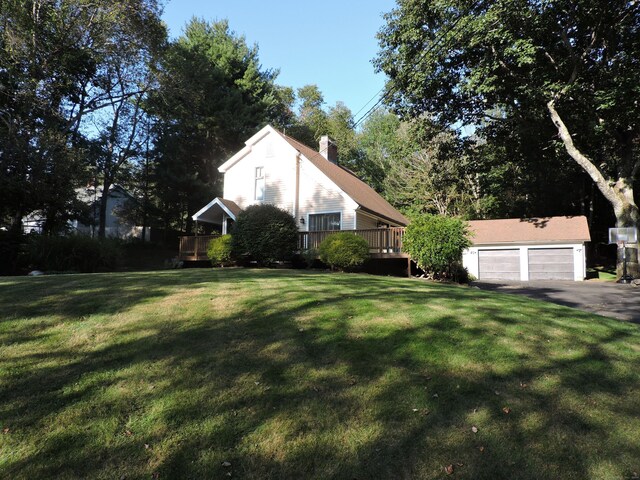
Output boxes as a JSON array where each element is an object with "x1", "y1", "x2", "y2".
[
  {"x1": 149, "y1": 19, "x2": 284, "y2": 233},
  {"x1": 0, "y1": 0, "x2": 164, "y2": 234},
  {"x1": 83, "y1": 5, "x2": 165, "y2": 237},
  {"x1": 284, "y1": 84, "x2": 328, "y2": 148},
  {"x1": 376, "y1": 0, "x2": 640, "y2": 275}
]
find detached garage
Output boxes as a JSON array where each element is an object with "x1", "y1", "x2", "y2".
[{"x1": 463, "y1": 216, "x2": 591, "y2": 282}]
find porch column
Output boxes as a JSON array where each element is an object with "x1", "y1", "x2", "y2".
[{"x1": 194, "y1": 220, "x2": 199, "y2": 258}]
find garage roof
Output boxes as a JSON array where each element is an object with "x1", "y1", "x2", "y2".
[{"x1": 468, "y1": 216, "x2": 591, "y2": 245}]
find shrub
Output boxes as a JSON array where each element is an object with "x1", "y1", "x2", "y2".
[
  {"x1": 207, "y1": 234, "x2": 233, "y2": 266},
  {"x1": 318, "y1": 232, "x2": 370, "y2": 271},
  {"x1": 24, "y1": 234, "x2": 122, "y2": 273},
  {"x1": 231, "y1": 204, "x2": 299, "y2": 265},
  {"x1": 0, "y1": 230, "x2": 26, "y2": 275},
  {"x1": 403, "y1": 214, "x2": 471, "y2": 281}
]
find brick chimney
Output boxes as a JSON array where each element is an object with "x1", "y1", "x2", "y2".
[{"x1": 319, "y1": 135, "x2": 338, "y2": 164}]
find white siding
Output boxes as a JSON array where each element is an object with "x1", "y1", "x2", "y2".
[
  {"x1": 221, "y1": 129, "x2": 360, "y2": 232},
  {"x1": 222, "y1": 133, "x2": 297, "y2": 215},
  {"x1": 298, "y1": 157, "x2": 357, "y2": 231}
]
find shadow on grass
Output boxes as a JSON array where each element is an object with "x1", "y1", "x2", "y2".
[{"x1": 1, "y1": 269, "x2": 640, "y2": 479}]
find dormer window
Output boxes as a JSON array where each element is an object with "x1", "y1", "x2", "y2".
[{"x1": 255, "y1": 166, "x2": 265, "y2": 201}]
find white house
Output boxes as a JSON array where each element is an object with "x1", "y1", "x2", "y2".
[
  {"x1": 191, "y1": 125, "x2": 408, "y2": 234},
  {"x1": 462, "y1": 216, "x2": 591, "y2": 282}
]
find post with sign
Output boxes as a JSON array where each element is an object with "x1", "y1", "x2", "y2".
[{"x1": 608, "y1": 227, "x2": 638, "y2": 284}]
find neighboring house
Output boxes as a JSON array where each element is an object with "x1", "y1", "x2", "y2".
[
  {"x1": 192, "y1": 125, "x2": 408, "y2": 235},
  {"x1": 23, "y1": 184, "x2": 149, "y2": 240},
  {"x1": 462, "y1": 216, "x2": 591, "y2": 281}
]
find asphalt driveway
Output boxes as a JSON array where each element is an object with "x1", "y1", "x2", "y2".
[{"x1": 472, "y1": 280, "x2": 640, "y2": 323}]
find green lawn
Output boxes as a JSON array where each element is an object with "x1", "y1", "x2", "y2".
[
  {"x1": 587, "y1": 265, "x2": 618, "y2": 281},
  {"x1": 1, "y1": 269, "x2": 639, "y2": 480}
]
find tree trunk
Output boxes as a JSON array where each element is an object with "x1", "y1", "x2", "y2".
[{"x1": 547, "y1": 100, "x2": 639, "y2": 278}]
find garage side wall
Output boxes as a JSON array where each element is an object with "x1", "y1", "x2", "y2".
[{"x1": 463, "y1": 243, "x2": 587, "y2": 281}]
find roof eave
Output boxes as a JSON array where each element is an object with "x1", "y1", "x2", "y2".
[
  {"x1": 358, "y1": 206, "x2": 408, "y2": 227},
  {"x1": 471, "y1": 239, "x2": 590, "y2": 246}
]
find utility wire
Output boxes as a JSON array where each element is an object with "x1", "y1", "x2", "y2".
[{"x1": 352, "y1": 0, "x2": 484, "y2": 130}]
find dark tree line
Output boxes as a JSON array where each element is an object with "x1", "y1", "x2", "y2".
[
  {"x1": 2, "y1": 1, "x2": 636, "y2": 274},
  {"x1": 374, "y1": 0, "x2": 639, "y2": 274}
]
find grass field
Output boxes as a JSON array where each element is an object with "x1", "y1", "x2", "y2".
[{"x1": 1, "y1": 269, "x2": 640, "y2": 479}]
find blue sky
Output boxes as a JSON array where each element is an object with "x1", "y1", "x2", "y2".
[{"x1": 161, "y1": 0, "x2": 396, "y2": 119}]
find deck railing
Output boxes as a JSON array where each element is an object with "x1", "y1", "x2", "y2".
[
  {"x1": 179, "y1": 228, "x2": 406, "y2": 261},
  {"x1": 178, "y1": 234, "x2": 219, "y2": 260},
  {"x1": 298, "y1": 227, "x2": 405, "y2": 254}
]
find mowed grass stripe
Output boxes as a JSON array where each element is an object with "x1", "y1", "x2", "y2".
[{"x1": 0, "y1": 269, "x2": 639, "y2": 479}]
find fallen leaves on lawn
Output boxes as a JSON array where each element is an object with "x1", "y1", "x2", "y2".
[
  {"x1": 478, "y1": 446, "x2": 485, "y2": 453},
  {"x1": 502, "y1": 407, "x2": 511, "y2": 414},
  {"x1": 222, "y1": 461, "x2": 232, "y2": 468},
  {"x1": 471, "y1": 426, "x2": 479, "y2": 433},
  {"x1": 2, "y1": 427, "x2": 9, "y2": 434},
  {"x1": 445, "y1": 464, "x2": 454, "y2": 475},
  {"x1": 124, "y1": 430, "x2": 133, "y2": 437}
]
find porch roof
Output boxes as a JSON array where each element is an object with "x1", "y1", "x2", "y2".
[{"x1": 192, "y1": 197, "x2": 242, "y2": 225}]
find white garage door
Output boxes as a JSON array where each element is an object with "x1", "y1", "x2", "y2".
[
  {"x1": 528, "y1": 248, "x2": 574, "y2": 280},
  {"x1": 478, "y1": 249, "x2": 520, "y2": 281}
]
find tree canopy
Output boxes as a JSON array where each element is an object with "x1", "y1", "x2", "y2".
[
  {"x1": 148, "y1": 18, "x2": 285, "y2": 233},
  {"x1": 375, "y1": 0, "x2": 640, "y2": 273}
]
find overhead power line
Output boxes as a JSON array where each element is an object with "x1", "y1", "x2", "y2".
[{"x1": 352, "y1": 0, "x2": 483, "y2": 130}]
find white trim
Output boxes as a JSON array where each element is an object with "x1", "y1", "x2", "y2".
[
  {"x1": 219, "y1": 125, "x2": 300, "y2": 173},
  {"x1": 519, "y1": 247, "x2": 529, "y2": 281},
  {"x1": 192, "y1": 198, "x2": 237, "y2": 222},
  {"x1": 254, "y1": 166, "x2": 265, "y2": 201},
  {"x1": 218, "y1": 145, "x2": 252, "y2": 173}
]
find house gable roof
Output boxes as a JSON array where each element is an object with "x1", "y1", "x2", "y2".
[
  {"x1": 468, "y1": 216, "x2": 591, "y2": 245},
  {"x1": 217, "y1": 124, "x2": 408, "y2": 226},
  {"x1": 192, "y1": 197, "x2": 242, "y2": 222},
  {"x1": 274, "y1": 130, "x2": 409, "y2": 226}
]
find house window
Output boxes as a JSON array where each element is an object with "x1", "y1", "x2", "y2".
[
  {"x1": 255, "y1": 166, "x2": 265, "y2": 201},
  {"x1": 309, "y1": 213, "x2": 341, "y2": 231},
  {"x1": 265, "y1": 141, "x2": 274, "y2": 157}
]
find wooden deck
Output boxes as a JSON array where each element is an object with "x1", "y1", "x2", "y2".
[
  {"x1": 178, "y1": 234, "x2": 220, "y2": 261},
  {"x1": 178, "y1": 228, "x2": 408, "y2": 262},
  {"x1": 298, "y1": 227, "x2": 406, "y2": 256}
]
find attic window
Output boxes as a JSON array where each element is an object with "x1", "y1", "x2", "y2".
[{"x1": 255, "y1": 166, "x2": 265, "y2": 201}]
